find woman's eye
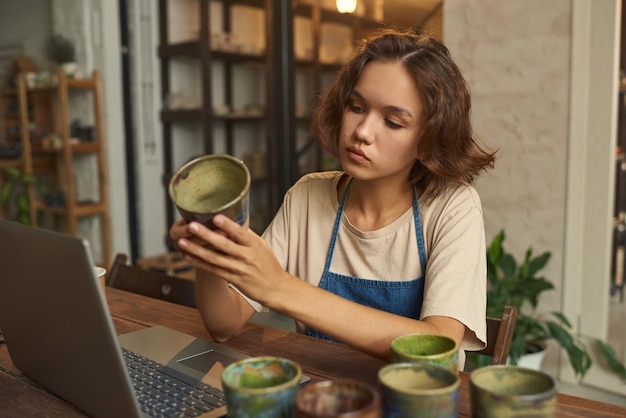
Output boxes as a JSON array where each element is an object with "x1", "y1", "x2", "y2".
[
  {"x1": 348, "y1": 104, "x2": 364, "y2": 113},
  {"x1": 385, "y1": 119, "x2": 403, "y2": 129}
]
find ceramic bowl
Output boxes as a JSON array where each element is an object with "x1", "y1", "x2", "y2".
[
  {"x1": 168, "y1": 154, "x2": 250, "y2": 229},
  {"x1": 221, "y1": 356, "x2": 302, "y2": 418},
  {"x1": 378, "y1": 362, "x2": 459, "y2": 418},
  {"x1": 391, "y1": 333, "x2": 459, "y2": 373},
  {"x1": 295, "y1": 379, "x2": 381, "y2": 417},
  {"x1": 469, "y1": 365, "x2": 557, "y2": 418}
]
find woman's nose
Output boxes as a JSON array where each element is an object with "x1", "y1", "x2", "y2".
[{"x1": 354, "y1": 115, "x2": 375, "y2": 143}]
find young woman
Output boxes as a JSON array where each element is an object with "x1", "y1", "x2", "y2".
[{"x1": 170, "y1": 28, "x2": 495, "y2": 368}]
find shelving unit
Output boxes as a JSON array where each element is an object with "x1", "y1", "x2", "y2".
[
  {"x1": 292, "y1": 3, "x2": 384, "y2": 178},
  {"x1": 0, "y1": 61, "x2": 111, "y2": 266},
  {"x1": 0, "y1": 57, "x2": 41, "y2": 225},
  {"x1": 157, "y1": 1, "x2": 385, "y2": 239},
  {"x1": 612, "y1": 85, "x2": 626, "y2": 302},
  {"x1": 158, "y1": 0, "x2": 273, "y2": 237}
]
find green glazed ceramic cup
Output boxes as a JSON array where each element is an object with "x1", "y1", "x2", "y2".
[
  {"x1": 295, "y1": 379, "x2": 381, "y2": 418},
  {"x1": 390, "y1": 333, "x2": 459, "y2": 374},
  {"x1": 469, "y1": 365, "x2": 557, "y2": 418},
  {"x1": 221, "y1": 356, "x2": 302, "y2": 418},
  {"x1": 168, "y1": 154, "x2": 250, "y2": 229},
  {"x1": 378, "y1": 362, "x2": 459, "y2": 418}
]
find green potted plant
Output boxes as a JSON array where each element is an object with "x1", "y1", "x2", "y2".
[
  {"x1": 44, "y1": 34, "x2": 77, "y2": 77},
  {"x1": 1, "y1": 167, "x2": 53, "y2": 225},
  {"x1": 1, "y1": 166, "x2": 36, "y2": 225},
  {"x1": 473, "y1": 229, "x2": 626, "y2": 380}
]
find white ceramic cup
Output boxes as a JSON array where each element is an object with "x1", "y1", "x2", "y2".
[{"x1": 94, "y1": 267, "x2": 107, "y2": 294}]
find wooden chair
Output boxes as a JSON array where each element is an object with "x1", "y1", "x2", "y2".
[
  {"x1": 475, "y1": 305, "x2": 518, "y2": 365},
  {"x1": 105, "y1": 253, "x2": 196, "y2": 308}
]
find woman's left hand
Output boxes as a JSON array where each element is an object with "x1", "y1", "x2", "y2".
[{"x1": 176, "y1": 215, "x2": 290, "y2": 306}]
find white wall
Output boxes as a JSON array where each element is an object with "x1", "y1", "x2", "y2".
[
  {"x1": 126, "y1": 0, "x2": 168, "y2": 255},
  {"x1": 0, "y1": 0, "x2": 51, "y2": 72},
  {"x1": 92, "y1": 0, "x2": 131, "y2": 258},
  {"x1": 445, "y1": 0, "x2": 571, "y2": 297},
  {"x1": 444, "y1": 0, "x2": 623, "y2": 394}
]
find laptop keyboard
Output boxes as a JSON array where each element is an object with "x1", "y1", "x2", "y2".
[{"x1": 122, "y1": 348, "x2": 227, "y2": 417}]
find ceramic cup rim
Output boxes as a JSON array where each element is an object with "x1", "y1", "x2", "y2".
[
  {"x1": 221, "y1": 356, "x2": 302, "y2": 394},
  {"x1": 378, "y1": 362, "x2": 460, "y2": 396},
  {"x1": 94, "y1": 266, "x2": 106, "y2": 278},
  {"x1": 168, "y1": 154, "x2": 251, "y2": 217},
  {"x1": 470, "y1": 365, "x2": 557, "y2": 401},
  {"x1": 390, "y1": 333, "x2": 459, "y2": 360},
  {"x1": 295, "y1": 379, "x2": 380, "y2": 417}
]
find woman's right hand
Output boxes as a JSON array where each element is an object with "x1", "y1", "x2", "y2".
[{"x1": 170, "y1": 219, "x2": 209, "y2": 250}]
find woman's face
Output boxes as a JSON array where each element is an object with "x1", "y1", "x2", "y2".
[{"x1": 338, "y1": 60, "x2": 423, "y2": 183}]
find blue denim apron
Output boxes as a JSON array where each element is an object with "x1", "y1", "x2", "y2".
[{"x1": 306, "y1": 180, "x2": 427, "y2": 342}]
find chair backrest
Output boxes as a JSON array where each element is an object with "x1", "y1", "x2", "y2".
[
  {"x1": 105, "y1": 253, "x2": 196, "y2": 308},
  {"x1": 475, "y1": 305, "x2": 518, "y2": 365}
]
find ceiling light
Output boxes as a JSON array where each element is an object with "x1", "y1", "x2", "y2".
[{"x1": 336, "y1": 0, "x2": 358, "y2": 14}]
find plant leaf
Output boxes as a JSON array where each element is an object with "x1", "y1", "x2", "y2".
[
  {"x1": 594, "y1": 340, "x2": 626, "y2": 381},
  {"x1": 546, "y1": 321, "x2": 591, "y2": 377},
  {"x1": 522, "y1": 278, "x2": 554, "y2": 308},
  {"x1": 500, "y1": 253, "x2": 516, "y2": 278},
  {"x1": 18, "y1": 211, "x2": 31, "y2": 225},
  {"x1": 22, "y1": 173, "x2": 36, "y2": 184},
  {"x1": 3, "y1": 167, "x2": 20, "y2": 178},
  {"x1": 551, "y1": 311, "x2": 572, "y2": 329},
  {"x1": 1, "y1": 181, "x2": 13, "y2": 208},
  {"x1": 529, "y1": 252, "x2": 551, "y2": 276},
  {"x1": 16, "y1": 193, "x2": 29, "y2": 211}
]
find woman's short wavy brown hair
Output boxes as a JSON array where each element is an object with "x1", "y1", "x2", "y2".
[{"x1": 310, "y1": 28, "x2": 495, "y2": 201}]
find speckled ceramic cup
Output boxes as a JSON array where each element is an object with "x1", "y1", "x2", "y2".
[
  {"x1": 469, "y1": 365, "x2": 557, "y2": 418},
  {"x1": 169, "y1": 154, "x2": 250, "y2": 229},
  {"x1": 390, "y1": 333, "x2": 459, "y2": 374},
  {"x1": 221, "y1": 356, "x2": 302, "y2": 418},
  {"x1": 378, "y1": 362, "x2": 459, "y2": 418},
  {"x1": 295, "y1": 380, "x2": 381, "y2": 418}
]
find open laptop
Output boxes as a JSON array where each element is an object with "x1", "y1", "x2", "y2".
[{"x1": 0, "y1": 220, "x2": 297, "y2": 417}]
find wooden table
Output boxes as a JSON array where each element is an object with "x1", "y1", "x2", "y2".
[{"x1": 1, "y1": 287, "x2": 625, "y2": 417}]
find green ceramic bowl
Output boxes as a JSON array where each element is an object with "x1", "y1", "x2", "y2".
[
  {"x1": 221, "y1": 356, "x2": 302, "y2": 418},
  {"x1": 469, "y1": 365, "x2": 557, "y2": 418},
  {"x1": 391, "y1": 333, "x2": 459, "y2": 374},
  {"x1": 169, "y1": 154, "x2": 250, "y2": 229}
]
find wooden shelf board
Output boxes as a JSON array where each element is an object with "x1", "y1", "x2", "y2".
[
  {"x1": 214, "y1": 113, "x2": 265, "y2": 122},
  {"x1": 71, "y1": 142, "x2": 100, "y2": 153},
  {"x1": 319, "y1": 8, "x2": 383, "y2": 29},
  {"x1": 67, "y1": 78, "x2": 97, "y2": 90},
  {"x1": 159, "y1": 41, "x2": 266, "y2": 63},
  {"x1": 211, "y1": 50, "x2": 266, "y2": 63},
  {"x1": 75, "y1": 202, "x2": 107, "y2": 216},
  {"x1": 37, "y1": 202, "x2": 107, "y2": 217},
  {"x1": 231, "y1": 0, "x2": 264, "y2": 8},
  {"x1": 0, "y1": 158, "x2": 23, "y2": 168},
  {"x1": 159, "y1": 41, "x2": 202, "y2": 57},
  {"x1": 160, "y1": 109, "x2": 203, "y2": 122}
]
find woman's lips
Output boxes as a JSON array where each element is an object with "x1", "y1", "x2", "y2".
[{"x1": 348, "y1": 147, "x2": 369, "y2": 163}]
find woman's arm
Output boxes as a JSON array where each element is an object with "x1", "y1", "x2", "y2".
[
  {"x1": 194, "y1": 269, "x2": 257, "y2": 341},
  {"x1": 170, "y1": 220, "x2": 256, "y2": 341},
  {"x1": 177, "y1": 216, "x2": 466, "y2": 361}
]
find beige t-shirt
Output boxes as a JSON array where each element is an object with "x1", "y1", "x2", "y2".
[{"x1": 258, "y1": 171, "x2": 486, "y2": 359}]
